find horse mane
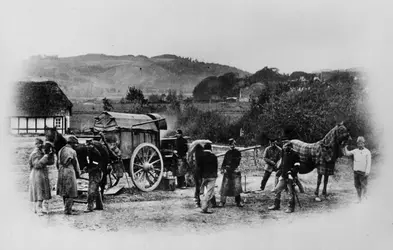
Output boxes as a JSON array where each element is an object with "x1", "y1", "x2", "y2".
[{"x1": 318, "y1": 124, "x2": 343, "y2": 163}]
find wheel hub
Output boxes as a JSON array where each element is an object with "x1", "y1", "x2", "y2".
[{"x1": 143, "y1": 162, "x2": 152, "y2": 171}]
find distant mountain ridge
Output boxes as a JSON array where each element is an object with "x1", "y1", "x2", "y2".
[{"x1": 21, "y1": 53, "x2": 250, "y2": 99}]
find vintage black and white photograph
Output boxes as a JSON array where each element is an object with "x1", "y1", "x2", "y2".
[{"x1": 0, "y1": 0, "x2": 392, "y2": 249}]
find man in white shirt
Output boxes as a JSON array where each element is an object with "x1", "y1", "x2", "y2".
[{"x1": 343, "y1": 136, "x2": 372, "y2": 202}]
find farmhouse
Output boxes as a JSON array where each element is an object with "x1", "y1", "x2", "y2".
[{"x1": 10, "y1": 81, "x2": 73, "y2": 135}]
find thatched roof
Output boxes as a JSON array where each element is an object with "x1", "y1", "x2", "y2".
[{"x1": 12, "y1": 81, "x2": 73, "y2": 116}]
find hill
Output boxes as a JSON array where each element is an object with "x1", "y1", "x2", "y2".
[{"x1": 20, "y1": 54, "x2": 250, "y2": 99}]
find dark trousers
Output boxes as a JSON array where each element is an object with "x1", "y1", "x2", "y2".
[
  {"x1": 62, "y1": 197, "x2": 74, "y2": 214},
  {"x1": 87, "y1": 171, "x2": 103, "y2": 210},
  {"x1": 261, "y1": 170, "x2": 279, "y2": 190},
  {"x1": 194, "y1": 176, "x2": 201, "y2": 204},
  {"x1": 354, "y1": 171, "x2": 368, "y2": 200},
  {"x1": 177, "y1": 176, "x2": 186, "y2": 188}
]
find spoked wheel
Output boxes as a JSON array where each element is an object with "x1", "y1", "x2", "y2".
[{"x1": 130, "y1": 143, "x2": 164, "y2": 192}]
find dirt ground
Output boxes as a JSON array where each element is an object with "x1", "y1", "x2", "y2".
[{"x1": 11, "y1": 135, "x2": 378, "y2": 233}]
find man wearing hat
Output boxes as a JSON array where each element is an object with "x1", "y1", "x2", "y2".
[
  {"x1": 56, "y1": 135, "x2": 82, "y2": 215},
  {"x1": 260, "y1": 137, "x2": 282, "y2": 191},
  {"x1": 219, "y1": 138, "x2": 244, "y2": 207},
  {"x1": 343, "y1": 136, "x2": 372, "y2": 203},
  {"x1": 175, "y1": 129, "x2": 189, "y2": 189},
  {"x1": 268, "y1": 143, "x2": 301, "y2": 213}
]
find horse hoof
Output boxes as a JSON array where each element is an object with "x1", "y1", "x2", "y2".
[{"x1": 315, "y1": 197, "x2": 322, "y2": 202}]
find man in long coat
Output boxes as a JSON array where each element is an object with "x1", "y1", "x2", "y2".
[
  {"x1": 29, "y1": 139, "x2": 54, "y2": 215},
  {"x1": 219, "y1": 139, "x2": 244, "y2": 207},
  {"x1": 57, "y1": 135, "x2": 81, "y2": 215}
]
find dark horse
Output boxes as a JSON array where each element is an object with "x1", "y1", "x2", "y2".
[
  {"x1": 279, "y1": 122, "x2": 351, "y2": 201},
  {"x1": 44, "y1": 127, "x2": 111, "y2": 199}
]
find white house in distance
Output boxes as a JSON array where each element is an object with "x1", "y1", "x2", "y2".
[{"x1": 10, "y1": 81, "x2": 73, "y2": 135}]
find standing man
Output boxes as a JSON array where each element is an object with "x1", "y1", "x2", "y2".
[
  {"x1": 57, "y1": 135, "x2": 81, "y2": 215},
  {"x1": 82, "y1": 144, "x2": 104, "y2": 213},
  {"x1": 268, "y1": 143, "x2": 300, "y2": 213},
  {"x1": 343, "y1": 136, "x2": 372, "y2": 203},
  {"x1": 260, "y1": 137, "x2": 282, "y2": 191},
  {"x1": 199, "y1": 143, "x2": 218, "y2": 214},
  {"x1": 219, "y1": 138, "x2": 244, "y2": 207},
  {"x1": 175, "y1": 129, "x2": 189, "y2": 189}
]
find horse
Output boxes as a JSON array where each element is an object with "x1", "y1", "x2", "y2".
[
  {"x1": 44, "y1": 126, "x2": 111, "y2": 200},
  {"x1": 279, "y1": 122, "x2": 351, "y2": 201}
]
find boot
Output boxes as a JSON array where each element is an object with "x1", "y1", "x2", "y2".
[
  {"x1": 64, "y1": 198, "x2": 76, "y2": 215},
  {"x1": 36, "y1": 202, "x2": 44, "y2": 216},
  {"x1": 42, "y1": 200, "x2": 49, "y2": 214},
  {"x1": 210, "y1": 196, "x2": 217, "y2": 208},
  {"x1": 85, "y1": 194, "x2": 94, "y2": 213},
  {"x1": 285, "y1": 200, "x2": 295, "y2": 213},
  {"x1": 268, "y1": 199, "x2": 280, "y2": 210},
  {"x1": 94, "y1": 192, "x2": 104, "y2": 210},
  {"x1": 235, "y1": 195, "x2": 244, "y2": 207}
]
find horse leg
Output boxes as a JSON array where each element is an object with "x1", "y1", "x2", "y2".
[
  {"x1": 322, "y1": 175, "x2": 329, "y2": 199},
  {"x1": 314, "y1": 174, "x2": 322, "y2": 197}
]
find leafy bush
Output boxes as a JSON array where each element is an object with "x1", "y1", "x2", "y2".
[
  {"x1": 238, "y1": 72, "x2": 377, "y2": 149},
  {"x1": 175, "y1": 105, "x2": 232, "y2": 143}
]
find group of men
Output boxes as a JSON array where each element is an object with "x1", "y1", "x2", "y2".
[
  {"x1": 35, "y1": 128, "x2": 371, "y2": 215},
  {"x1": 39, "y1": 134, "x2": 121, "y2": 215},
  {"x1": 183, "y1": 132, "x2": 372, "y2": 214},
  {"x1": 187, "y1": 138, "x2": 244, "y2": 214}
]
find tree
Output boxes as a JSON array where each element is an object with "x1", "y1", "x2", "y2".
[
  {"x1": 102, "y1": 97, "x2": 113, "y2": 111},
  {"x1": 166, "y1": 89, "x2": 178, "y2": 103},
  {"x1": 125, "y1": 86, "x2": 145, "y2": 103}
]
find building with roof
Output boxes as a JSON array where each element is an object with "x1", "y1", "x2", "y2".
[{"x1": 10, "y1": 81, "x2": 73, "y2": 134}]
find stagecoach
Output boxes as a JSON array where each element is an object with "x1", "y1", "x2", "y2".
[{"x1": 91, "y1": 111, "x2": 172, "y2": 192}]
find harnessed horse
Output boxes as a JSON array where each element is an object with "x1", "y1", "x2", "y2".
[
  {"x1": 44, "y1": 126, "x2": 110, "y2": 200},
  {"x1": 279, "y1": 122, "x2": 351, "y2": 200}
]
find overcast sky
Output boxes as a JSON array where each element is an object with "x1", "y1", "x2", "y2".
[{"x1": 0, "y1": 0, "x2": 386, "y2": 73}]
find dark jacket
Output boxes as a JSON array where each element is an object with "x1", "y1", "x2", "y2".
[
  {"x1": 176, "y1": 137, "x2": 189, "y2": 158},
  {"x1": 279, "y1": 148, "x2": 300, "y2": 179},
  {"x1": 221, "y1": 148, "x2": 241, "y2": 173},
  {"x1": 199, "y1": 150, "x2": 218, "y2": 178}
]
